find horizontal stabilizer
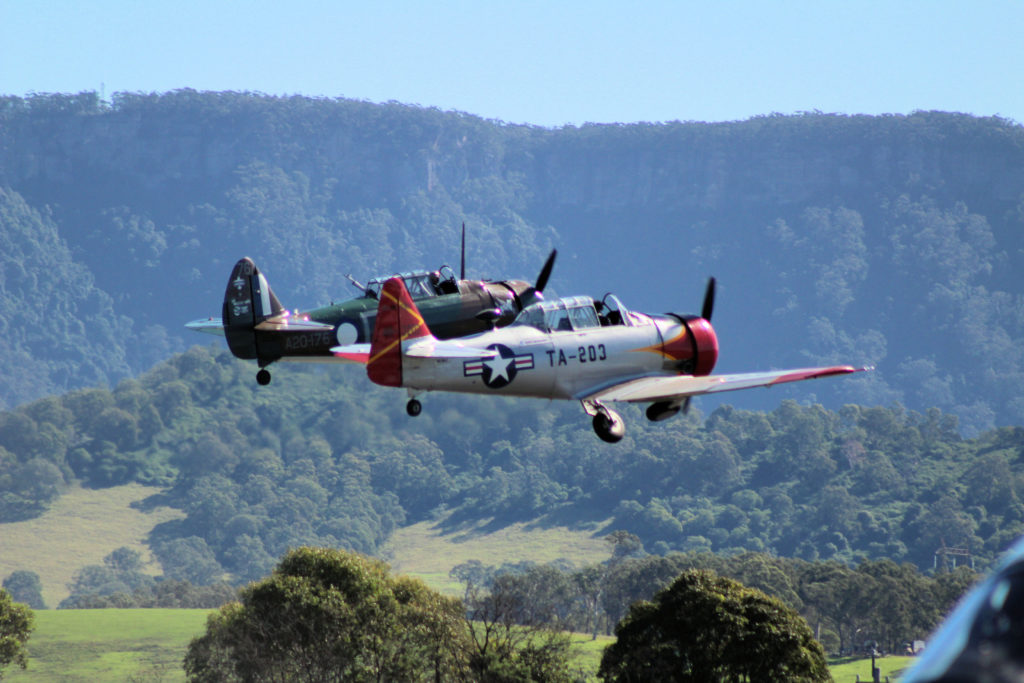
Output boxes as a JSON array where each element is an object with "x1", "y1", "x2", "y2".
[
  {"x1": 253, "y1": 315, "x2": 336, "y2": 332},
  {"x1": 581, "y1": 365, "x2": 872, "y2": 403},
  {"x1": 332, "y1": 339, "x2": 496, "y2": 362},
  {"x1": 404, "y1": 339, "x2": 499, "y2": 359},
  {"x1": 185, "y1": 317, "x2": 226, "y2": 337},
  {"x1": 331, "y1": 344, "x2": 371, "y2": 364}
]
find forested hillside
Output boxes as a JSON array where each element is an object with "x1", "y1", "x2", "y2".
[
  {"x1": 2, "y1": 346, "x2": 1021, "y2": 586},
  {"x1": 1, "y1": 91, "x2": 1023, "y2": 434}
]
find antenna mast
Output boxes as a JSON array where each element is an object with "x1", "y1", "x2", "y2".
[{"x1": 460, "y1": 222, "x2": 466, "y2": 280}]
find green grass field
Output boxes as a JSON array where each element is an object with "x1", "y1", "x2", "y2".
[
  {"x1": 569, "y1": 632, "x2": 614, "y2": 680},
  {"x1": 5, "y1": 609, "x2": 211, "y2": 682},
  {"x1": 829, "y1": 655, "x2": 915, "y2": 682},
  {"x1": 0, "y1": 484, "x2": 184, "y2": 608}
]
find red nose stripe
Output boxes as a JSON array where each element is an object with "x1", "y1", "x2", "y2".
[{"x1": 686, "y1": 317, "x2": 718, "y2": 376}]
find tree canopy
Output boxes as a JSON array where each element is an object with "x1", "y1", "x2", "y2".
[
  {"x1": 0, "y1": 588, "x2": 33, "y2": 679},
  {"x1": 598, "y1": 569, "x2": 831, "y2": 682},
  {"x1": 184, "y1": 547, "x2": 470, "y2": 682},
  {"x1": 1, "y1": 572, "x2": 44, "y2": 610},
  {"x1": 447, "y1": 550, "x2": 963, "y2": 660}
]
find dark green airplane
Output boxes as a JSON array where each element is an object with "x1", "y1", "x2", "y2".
[{"x1": 187, "y1": 241, "x2": 556, "y2": 386}]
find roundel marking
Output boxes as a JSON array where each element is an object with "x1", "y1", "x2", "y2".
[
  {"x1": 481, "y1": 344, "x2": 518, "y2": 388},
  {"x1": 336, "y1": 322, "x2": 359, "y2": 346},
  {"x1": 463, "y1": 343, "x2": 535, "y2": 389}
]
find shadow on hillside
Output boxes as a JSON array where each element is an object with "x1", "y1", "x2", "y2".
[
  {"x1": 432, "y1": 505, "x2": 614, "y2": 540},
  {"x1": 527, "y1": 507, "x2": 614, "y2": 534},
  {"x1": 131, "y1": 491, "x2": 176, "y2": 512}
]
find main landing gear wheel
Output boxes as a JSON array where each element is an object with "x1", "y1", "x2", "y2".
[
  {"x1": 256, "y1": 368, "x2": 272, "y2": 386},
  {"x1": 406, "y1": 398, "x2": 422, "y2": 417},
  {"x1": 593, "y1": 409, "x2": 625, "y2": 443}
]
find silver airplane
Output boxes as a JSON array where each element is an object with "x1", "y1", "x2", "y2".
[{"x1": 332, "y1": 275, "x2": 870, "y2": 442}]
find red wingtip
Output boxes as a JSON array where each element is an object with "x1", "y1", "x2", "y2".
[{"x1": 367, "y1": 277, "x2": 432, "y2": 387}]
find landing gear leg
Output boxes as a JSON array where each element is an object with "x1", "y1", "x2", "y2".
[
  {"x1": 581, "y1": 400, "x2": 625, "y2": 443},
  {"x1": 256, "y1": 368, "x2": 272, "y2": 386}
]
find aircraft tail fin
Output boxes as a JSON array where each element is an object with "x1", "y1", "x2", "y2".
[
  {"x1": 367, "y1": 277, "x2": 433, "y2": 387},
  {"x1": 222, "y1": 257, "x2": 285, "y2": 359}
]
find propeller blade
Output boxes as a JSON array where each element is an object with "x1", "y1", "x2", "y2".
[
  {"x1": 460, "y1": 222, "x2": 466, "y2": 281},
  {"x1": 701, "y1": 277, "x2": 716, "y2": 321},
  {"x1": 535, "y1": 249, "x2": 557, "y2": 293},
  {"x1": 516, "y1": 249, "x2": 558, "y2": 310}
]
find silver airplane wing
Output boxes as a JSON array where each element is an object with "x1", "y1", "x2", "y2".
[{"x1": 579, "y1": 365, "x2": 870, "y2": 403}]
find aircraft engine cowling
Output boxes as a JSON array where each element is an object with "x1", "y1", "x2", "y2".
[{"x1": 664, "y1": 315, "x2": 719, "y2": 376}]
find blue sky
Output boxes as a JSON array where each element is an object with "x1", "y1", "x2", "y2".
[{"x1": 2, "y1": 1, "x2": 1020, "y2": 127}]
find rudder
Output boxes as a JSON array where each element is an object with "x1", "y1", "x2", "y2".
[
  {"x1": 367, "y1": 277, "x2": 432, "y2": 387},
  {"x1": 222, "y1": 257, "x2": 285, "y2": 360}
]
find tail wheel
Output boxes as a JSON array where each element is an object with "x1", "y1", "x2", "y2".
[
  {"x1": 256, "y1": 368, "x2": 272, "y2": 386},
  {"x1": 406, "y1": 398, "x2": 422, "y2": 417},
  {"x1": 593, "y1": 409, "x2": 625, "y2": 443}
]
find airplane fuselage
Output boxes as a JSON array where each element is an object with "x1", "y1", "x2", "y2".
[
  {"x1": 401, "y1": 313, "x2": 696, "y2": 401},
  {"x1": 347, "y1": 275, "x2": 865, "y2": 443},
  {"x1": 245, "y1": 279, "x2": 526, "y2": 362},
  {"x1": 197, "y1": 257, "x2": 535, "y2": 365}
]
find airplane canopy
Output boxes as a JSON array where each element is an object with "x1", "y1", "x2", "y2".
[
  {"x1": 365, "y1": 267, "x2": 458, "y2": 300},
  {"x1": 514, "y1": 296, "x2": 601, "y2": 332}
]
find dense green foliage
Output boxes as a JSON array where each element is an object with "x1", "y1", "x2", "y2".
[
  {"x1": 0, "y1": 187, "x2": 131, "y2": 409},
  {"x1": 451, "y1": 548, "x2": 974, "y2": 657},
  {"x1": 0, "y1": 589, "x2": 33, "y2": 679},
  {"x1": 0, "y1": 92, "x2": 1022, "y2": 434},
  {"x1": 0, "y1": 345, "x2": 1021, "y2": 587},
  {"x1": 55, "y1": 547, "x2": 234, "y2": 609},
  {"x1": 598, "y1": 569, "x2": 831, "y2": 682},
  {"x1": 59, "y1": 548, "x2": 154, "y2": 607},
  {"x1": 0, "y1": 574, "x2": 43, "y2": 611},
  {"x1": 185, "y1": 547, "x2": 496, "y2": 682},
  {"x1": 58, "y1": 580, "x2": 236, "y2": 610}
]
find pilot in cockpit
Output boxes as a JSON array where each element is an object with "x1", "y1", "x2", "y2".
[
  {"x1": 431, "y1": 269, "x2": 459, "y2": 295},
  {"x1": 595, "y1": 299, "x2": 622, "y2": 326}
]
